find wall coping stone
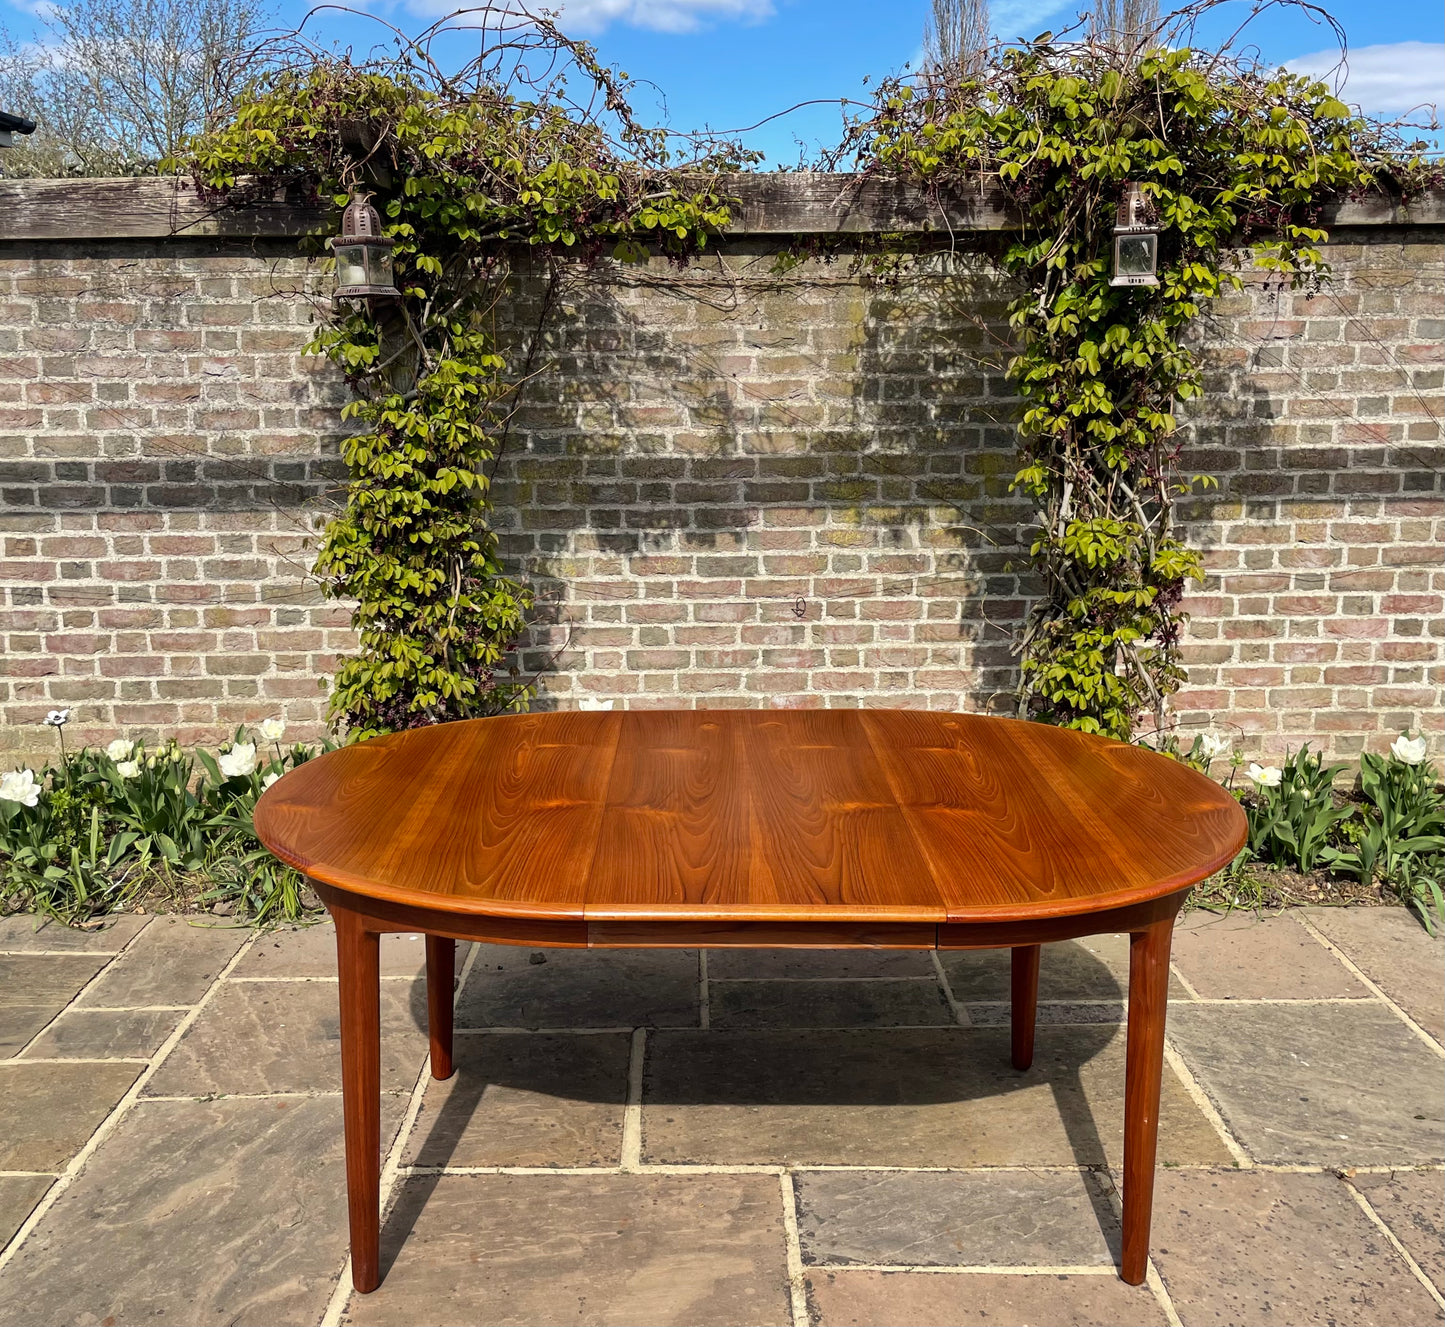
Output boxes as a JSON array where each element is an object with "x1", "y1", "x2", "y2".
[{"x1": 1, "y1": 173, "x2": 1442, "y2": 241}]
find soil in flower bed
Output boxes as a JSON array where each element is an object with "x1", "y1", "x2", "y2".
[{"x1": 1187, "y1": 864, "x2": 1398, "y2": 914}]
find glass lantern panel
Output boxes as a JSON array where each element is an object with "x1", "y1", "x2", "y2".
[
  {"x1": 1115, "y1": 233, "x2": 1157, "y2": 277},
  {"x1": 367, "y1": 246, "x2": 394, "y2": 288},
  {"x1": 333, "y1": 244, "x2": 370, "y2": 290}
]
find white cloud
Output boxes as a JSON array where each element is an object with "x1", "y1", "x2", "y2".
[
  {"x1": 1285, "y1": 41, "x2": 1443, "y2": 116},
  {"x1": 989, "y1": 0, "x2": 1078, "y2": 42},
  {"x1": 538, "y1": 0, "x2": 774, "y2": 34}
]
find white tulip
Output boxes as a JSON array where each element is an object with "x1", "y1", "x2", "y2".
[
  {"x1": 259, "y1": 717, "x2": 287, "y2": 742},
  {"x1": 1246, "y1": 763, "x2": 1283, "y2": 789},
  {"x1": 218, "y1": 743, "x2": 257, "y2": 779},
  {"x1": 43, "y1": 709, "x2": 70, "y2": 727},
  {"x1": 115, "y1": 760, "x2": 141, "y2": 779},
  {"x1": 1198, "y1": 733, "x2": 1230, "y2": 760},
  {"x1": 0, "y1": 768, "x2": 41, "y2": 808},
  {"x1": 1390, "y1": 733, "x2": 1428, "y2": 766},
  {"x1": 577, "y1": 697, "x2": 615, "y2": 711},
  {"x1": 262, "y1": 771, "x2": 282, "y2": 790},
  {"x1": 106, "y1": 738, "x2": 135, "y2": 761}
]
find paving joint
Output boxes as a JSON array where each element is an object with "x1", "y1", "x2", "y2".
[
  {"x1": 1295, "y1": 913, "x2": 1445, "y2": 1057},
  {"x1": 1145, "y1": 1257, "x2": 1186, "y2": 1327},
  {"x1": 10, "y1": 918, "x2": 156, "y2": 1061},
  {"x1": 1345, "y1": 1181, "x2": 1445, "y2": 1312},
  {"x1": 8, "y1": 1056, "x2": 152, "y2": 1066},
  {"x1": 929, "y1": 950, "x2": 971, "y2": 1026},
  {"x1": 620, "y1": 1027, "x2": 647, "y2": 1172},
  {"x1": 807, "y1": 1262, "x2": 1118, "y2": 1275},
  {"x1": 1161, "y1": 1039, "x2": 1254, "y2": 1168},
  {"x1": 1167, "y1": 960, "x2": 1204, "y2": 1001}
]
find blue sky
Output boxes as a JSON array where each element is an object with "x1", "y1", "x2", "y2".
[
  {"x1": 3, "y1": 0, "x2": 1441, "y2": 162},
  {"x1": 519, "y1": 0, "x2": 1444, "y2": 163}
]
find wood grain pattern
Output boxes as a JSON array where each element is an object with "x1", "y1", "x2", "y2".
[
  {"x1": 335, "y1": 908, "x2": 381, "y2": 1294},
  {"x1": 256, "y1": 709, "x2": 1244, "y2": 926},
  {"x1": 4, "y1": 175, "x2": 1439, "y2": 241},
  {"x1": 1122, "y1": 916, "x2": 1177, "y2": 1284},
  {"x1": 585, "y1": 921, "x2": 939, "y2": 948}
]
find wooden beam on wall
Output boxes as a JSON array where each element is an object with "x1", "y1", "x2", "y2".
[
  {"x1": 0, "y1": 173, "x2": 1440, "y2": 242},
  {"x1": 0, "y1": 177, "x2": 333, "y2": 241}
]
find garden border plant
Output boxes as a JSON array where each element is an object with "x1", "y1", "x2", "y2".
[{"x1": 0, "y1": 710, "x2": 327, "y2": 924}]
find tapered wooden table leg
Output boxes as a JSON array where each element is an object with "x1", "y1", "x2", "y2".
[
  {"x1": 1011, "y1": 944, "x2": 1040, "y2": 1070},
  {"x1": 335, "y1": 907, "x2": 382, "y2": 1295},
  {"x1": 426, "y1": 935, "x2": 455, "y2": 1081},
  {"x1": 1122, "y1": 916, "x2": 1174, "y2": 1285}
]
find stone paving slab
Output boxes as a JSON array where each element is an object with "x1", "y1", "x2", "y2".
[
  {"x1": 404, "y1": 1032, "x2": 630, "y2": 1167},
  {"x1": 0, "y1": 954, "x2": 107, "y2": 1006},
  {"x1": 710, "y1": 978, "x2": 957, "y2": 1029},
  {"x1": 0, "y1": 1006, "x2": 62, "y2": 1057},
  {"x1": 142, "y1": 979, "x2": 425, "y2": 1097},
  {"x1": 795, "y1": 1169, "x2": 1119, "y2": 1268},
  {"x1": 1348, "y1": 1169, "x2": 1445, "y2": 1294},
  {"x1": 0, "y1": 955, "x2": 109, "y2": 1052},
  {"x1": 1171, "y1": 911, "x2": 1370, "y2": 999},
  {"x1": 0, "y1": 913, "x2": 149, "y2": 952},
  {"x1": 0, "y1": 1175, "x2": 52, "y2": 1248},
  {"x1": 25, "y1": 1006, "x2": 184, "y2": 1060},
  {"x1": 1150, "y1": 1169, "x2": 1445, "y2": 1327},
  {"x1": 0, "y1": 1061, "x2": 142, "y2": 1170},
  {"x1": 340, "y1": 1173, "x2": 792, "y2": 1327},
  {"x1": 642, "y1": 1028, "x2": 1230, "y2": 1168},
  {"x1": 0, "y1": 1095, "x2": 408, "y2": 1327},
  {"x1": 1167, "y1": 1002, "x2": 1444, "y2": 1165},
  {"x1": 457, "y1": 947, "x2": 701, "y2": 1028},
  {"x1": 233, "y1": 924, "x2": 470, "y2": 980},
  {"x1": 806, "y1": 1270, "x2": 1167, "y2": 1326},
  {"x1": 1302, "y1": 907, "x2": 1445, "y2": 1041},
  {"x1": 75, "y1": 917, "x2": 246, "y2": 1007}
]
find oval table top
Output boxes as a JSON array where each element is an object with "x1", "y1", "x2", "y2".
[{"x1": 255, "y1": 709, "x2": 1245, "y2": 926}]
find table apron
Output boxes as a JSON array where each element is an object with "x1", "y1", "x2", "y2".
[{"x1": 311, "y1": 882, "x2": 1187, "y2": 949}]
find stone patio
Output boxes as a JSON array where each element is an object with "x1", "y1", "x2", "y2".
[{"x1": 0, "y1": 907, "x2": 1440, "y2": 1327}]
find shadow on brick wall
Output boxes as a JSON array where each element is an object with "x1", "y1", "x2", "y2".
[{"x1": 487, "y1": 249, "x2": 1039, "y2": 713}]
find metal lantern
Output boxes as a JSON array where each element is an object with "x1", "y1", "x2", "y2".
[
  {"x1": 329, "y1": 193, "x2": 398, "y2": 300},
  {"x1": 1110, "y1": 182, "x2": 1159, "y2": 288},
  {"x1": 0, "y1": 109, "x2": 36, "y2": 149}
]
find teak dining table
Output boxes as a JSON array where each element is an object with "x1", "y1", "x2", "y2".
[{"x1": 255, "y1": 708, "x2": 1245, "y2": 1294}]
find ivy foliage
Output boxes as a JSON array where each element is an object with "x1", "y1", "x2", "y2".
[
  {"x1": 185, "y1": 18, "x2": 738, "y2": 735},
  {"x1": 851, "y1": 26, "x2": 1427, "y2": 738}
]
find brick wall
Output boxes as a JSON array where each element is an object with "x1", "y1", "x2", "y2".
[{"x1": 0, "y1": 222, "x2": 1440, "y2": 766}]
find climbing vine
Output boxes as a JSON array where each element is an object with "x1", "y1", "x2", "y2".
[
  {"x1": 849, "y1": 14, "x2": 1429, "y2": 738},
  {"x1": 185, "y1": 11, "x2": 740, "y2": 735}
]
